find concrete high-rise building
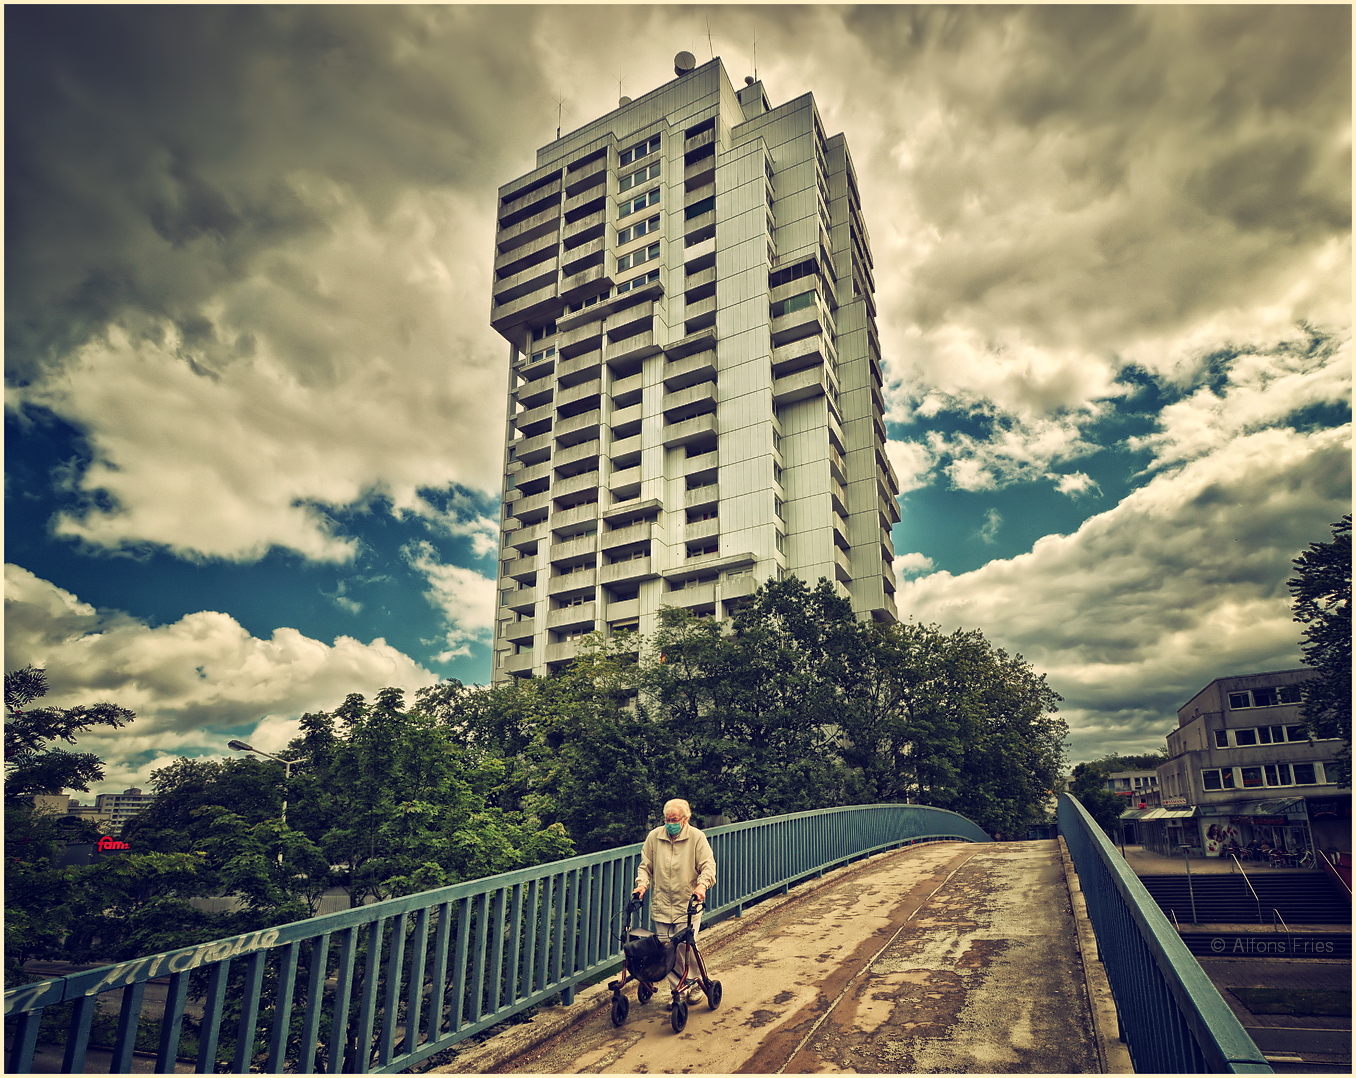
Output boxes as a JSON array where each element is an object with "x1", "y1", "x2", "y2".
[{"x1": 489, "y1": 54, "x2": 900, "y2": 683}]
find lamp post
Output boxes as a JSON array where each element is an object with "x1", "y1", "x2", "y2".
[{"x1": 228, "y1": 740, "x2": 298, "y2": 827}]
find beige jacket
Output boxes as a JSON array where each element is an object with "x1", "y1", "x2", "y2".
[{"x1": 635, "y1": 822, "x2": 717, "y2": 923}]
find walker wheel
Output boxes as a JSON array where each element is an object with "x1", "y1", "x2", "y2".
[
  {"x1": 610, "y1": 996, "x2": 629, "y2": 1027},
  {"x1": 638, "y1": 983, "x2": 654, "y2": 1004},
  {"x1": 707, "y1": 979, "x2": 722, "y2": 1010},
  {"x1": 671, "y1": 999, "x2": 688, "y2": 1033}
]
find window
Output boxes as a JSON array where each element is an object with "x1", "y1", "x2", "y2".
[
  {"x1": 773, "y1": 462, "x2": 783, "y2": 486},
  {"x1": 619, "y1": 187, "x2": 662, "y2": 219},
  {"x1": 684, "y1": 196, "x2": 715, "y2": 221},
  {"x1": 619, "y1": 135, "x2": 660, "y2": 167},
  {"x1": 616, "y1": 269, "x2": 659, "y2": 295},
  {"x1": 617, "y1": 215, "x2": 660, "y2": 246},
  {"x1": 617, "y1": 242, "x2": 660, "y2": 273},
  {"x1": 774, "y1": 495, "x2": 784, "y2": 520},
  {"x1": 1213, "y1": 730, "x2": 1229, "y2": 748},
  {"x1": 1253, "y1": 687, "x2": 1279, "y2": 707},
  {"x1": 1201, "y1": 768, "x2": 1236, "y2": 791},
  {"x1": 1240, "y1": 766, "x2": 1264, "y2": 788},
  {"x1": 1234, "y1": 728, "x2": 1257, "y2": 746},
  {"x1": 619, "y1": 160, "x2": 661, "y2": 192},
  {"x1": 770, "y1": 291, "x2": 816, "y2": 318},
  {"x1": 772, "y1": 429, "x2": 782, "y2": 453},
  {"x1": 1265, "y1": 764, "x2": 1292, "y2": 786},
  {"x1": 531, "y1": 321, "x2": 557, "y2": 342},
  {"x1": 774, "y1": 530, "x2": 786, "y2": 554},
  {"x1": 1292, "y1": 762, "x2": 1317, "y2": 785},
  {"x1": 1285, "y1": 725, "x2": 1307, "y2": 742},
  {"x1": 686, "y1": 543, "x2": 718, "y2": 559},
  {"x1": 567, "y1": 290, "x2": 611, "y2": 314},
  {"x1": 530, "y1": 345, "x2": 556, "y2": 364},
  {"x1": 1278, "y1": 685, "x2": 1303, "y2": 704}
]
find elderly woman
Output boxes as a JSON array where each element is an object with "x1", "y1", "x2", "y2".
[{"x1": 633, "y1": 797, "x2": 717, "y2": 1003}]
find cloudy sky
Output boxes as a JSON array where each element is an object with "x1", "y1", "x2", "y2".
[{"x1": 6, "y1": 6, "x2": 1350, "y2": 798}]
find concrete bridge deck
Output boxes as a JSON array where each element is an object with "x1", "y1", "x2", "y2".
[{"x1": 438, "y1": 839, "x2": 1109, "y2": 1074}]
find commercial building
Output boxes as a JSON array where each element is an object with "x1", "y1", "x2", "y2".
[
  {"x1": 1129, "y1": 669, "x2": 1349, "y2": 858},
  {"x1": 488, "y1": 54, "x2": 900, "y2": 683}
]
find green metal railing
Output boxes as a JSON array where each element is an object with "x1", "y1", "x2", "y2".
[
  {"x1": 1058, "y1": 793, "x2": 1272, "y2": 1074},
  {"x1": 5, "y1": 803, "x2": 989, "y2": 1073}
]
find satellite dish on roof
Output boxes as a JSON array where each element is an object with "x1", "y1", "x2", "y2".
[{"x1": 674, "y1": 51, "x2": 696, "y2": 76}]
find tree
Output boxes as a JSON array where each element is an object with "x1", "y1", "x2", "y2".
[
  {"x1": 1068, "y1": 762, "x2": 1125, "y2": 838},
  {"x1": 1288, "y1": 515, "x2": 1351, "y2": 785},
  {"x1": 4, "y1": 666, "x2": 134, "y2": 803}
]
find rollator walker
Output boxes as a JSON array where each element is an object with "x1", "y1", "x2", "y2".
[{"x1": 608, "y1": 893, "x2": 723, "y2": 1033}]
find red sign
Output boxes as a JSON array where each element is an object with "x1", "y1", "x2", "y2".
[{"x1": 96, "y1": 835, "x2": 130, "y2": 852}]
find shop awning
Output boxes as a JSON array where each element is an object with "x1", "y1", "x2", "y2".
[{"x1": 1135, "y1": 807, "x2": 1198, "y2": 820}]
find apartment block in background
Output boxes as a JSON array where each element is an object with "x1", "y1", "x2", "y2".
[{"x1": 489, "y1": 54, "x2": 900, "y2": 683}]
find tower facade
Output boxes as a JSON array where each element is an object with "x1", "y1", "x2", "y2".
[{"x1": 489, "y1": 56, "x2": 900, "y2": 683}]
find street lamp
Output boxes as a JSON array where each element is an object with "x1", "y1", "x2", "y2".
[{"x1": 228, "y1": 740, "x2": 298, "y2": 827}]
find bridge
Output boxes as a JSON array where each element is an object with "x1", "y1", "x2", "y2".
[{"x1": 6, "y1": 797, "x2": 1276, "y2": 1073}]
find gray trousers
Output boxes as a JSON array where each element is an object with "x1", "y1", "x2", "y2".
[{"x1": 652, "y1": 914, "x2": 701, "y2": 988}]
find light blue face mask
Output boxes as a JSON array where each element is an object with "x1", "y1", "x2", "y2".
[{"x1": 665, "y1": 821, "x2": 682, "y2": 837}]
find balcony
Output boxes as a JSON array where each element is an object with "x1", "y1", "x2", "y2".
[
  {"x1": 684, "y1": 264, "x2": 716, "y2": 295},
  {"x1": 504, "y1": 552, "x2": 538, "y2": 583},
  {"x1": 559, "y1": 317, "x2": 605, "y2": 357},
  {"x1": 494, "y1": 231, "x2": 558, "y2": 277},
  {"x1": 686, "y1": 517, "x2": 719, "y2": 543},
  {"x1": 555, "y1": 437, "x2": 600, "y2": 470},
  {"x1": 610, "y1": 371, "x2": 643, "y2": 406},
  {"x1": 601, "y1": 557, "x2": 655, "y2": 585},
  {"x1": 514, "y1": 491, "x2": 551, "y2": 523},
  {"x1": 557, "y1": 376, "x2": 602, "y2": 411},
  {"x1": 550, "y1": 533, "x2": 598, "y2": 563},
  {"x1": 515, "y1": 378, "x2": 554, "y2": 411},
  {"x1": 609, "y1": 401, "x2": 642, "y2": 429},
  {"x1": 684, "y1": 482, "x2": 719, "y2": 511},
  {"x1": 553, "y1": 502, "x2": 599, "y2": 530},
  {"x1": 493, "y1": 258, "x2": 558, "y2": 305},
  {"x1": 605, "y1": 328, "x2": 659, "y2": 365},
  {"x1": 663, "y1": 412, "x2": 718, "y2": 449},
  {"x1": 684, "y1": 127, "x2": 715, "y2": 154},
  {"x1": 562, "y1": 208, "x2": 606, "y2": 244},
  {"x1": 548, "y1": 568, "x2": 597, "y2": 595},
  {"x1": 564, "y1": 154, "x2": 607, "y2": 196},
  {"x1": 833, "y1": 515, "x2": 850, "y2": 551},
  {"x1": 547, "y1": 602, "x2": 596, "y2": 631},
  {"x1": 491, "y1": 279, "x2": 560, "y2": 333},
  {"x1": 770, "y1": 295, "x2": 834, "y2": 348},
  {"x1": 667, "y1": 582, "x2": 716, "y2": 609},
  {"x1": 880, "y1": 493, "x2": 901, "y2": 526},
  {"x1": 609, "y1": 465, "x2": 641, "y2": 500},
  {"x1": 721, "y1": 573, "x2": 757, "y2": 602},
  {"x1": 563, "y1": 185, "x2": 607, "y2": 218},
  {"x1": 605, "y1": 597, "x2": 640, "y2": 622},
  {"x1": 545, "y1": 639, "x2": 588, "y2": 664},
  {"x1": 508, "y1": 521, "x2": 547, "y2": 550},
  {"x1": 608, "y1": 299, "x2": 656, "y2": 339},
  {"x1": 683, "y1": 449, "x2": 718, "y2": 476},
  {"x1": 662, "y1": 381, "x2": 717, "y2": 420},
  {"x1": 512, "y1": 401, "x2": 553, "y2": 438},
  {"x1": 771, "y1": 333, "x2": 834, "y2": 377},
  {"x1": 834, "y1": 547, "x2": 853, "y2": 583},
  {"x1": 495, "y1": 203, "x2": 562, "y2": 252},
  {"x1": 829, "y1": 445, "x2": 847, "y2": 484},
  {"x1": 517, "y1": 349, "x2": 556, "y2": 384},
  {"x1": 683, "y1": 236, "x2": 716, "y2": 269},
  {"x1": 609, "y1": 432, "x2": 642, "y2": 461},
  {"x1": 665, "y1": 349, "x2": 717, "y2": 391},
  {"x1": 556, "y1": 408, "x2": 602, "y2": 446},
  {"x1": 666, "y1": 327, "x2": 717, "y2": 360},
  {"x1": 506, "y1": 587, "x2": 539, "y2": 614},
  {"x1": 772, "y1": 364, "x2": 833, "y2": 407},
  {"x1": 504, "y1": 618, "x2": 535, "y2": 644},
  {"x1": 561, "y1": 264, "x2": 613, "y2": 302},
  {"x1": 499, "y1": 175, "x2": 561, "y2": 224},
  {"x1": 831, "y1": 478, "x2": 849, "y2": 517},
  {"x1": 881, "y1": 528, "x2": 896, "y2": 559},
  {"x1": 557, "y1": 349, "x2": 602, "y2": 383},
  {"x1": 553, "y1": 470, "x2": 600, "y2": 500},
  {"x1": 684, "y1": 153, "x2": 716, "y2": 186},
  {"x1": 500, "y1": 651, "x2": 536, "y2": 675},
  {"x1": 510, "y1": 430, "x2": 553, "y2": 465},
  {"x1": 683, "y1": 294, "x2": 717, "y2": 330},
  {"x1": 601, "y1": 521, "x2": 655, "y2": 549},
  {"x1": 561, "y1": 236, "x2": 605, "y2": 277}
]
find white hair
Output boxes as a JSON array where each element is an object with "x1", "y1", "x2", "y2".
[{"x1": 663, "y1": 798, "x2": 691, "y2": 821}]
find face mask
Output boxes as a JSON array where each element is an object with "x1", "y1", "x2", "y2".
[{"x1": 665, "y1": 821, "x2": 682, "y2": 837}]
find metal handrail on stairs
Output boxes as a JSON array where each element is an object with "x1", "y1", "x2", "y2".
[
  {"x1": 1230, "y1": 855, "x2": 1263, "y2": 924},
  {"x1": 1271, "y1": 909, "x2": 1293, "y2": 957}
]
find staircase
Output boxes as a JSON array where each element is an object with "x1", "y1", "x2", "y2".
[{"x1": 1138, "y1": 872, "x2": 1350, "y2": 926}]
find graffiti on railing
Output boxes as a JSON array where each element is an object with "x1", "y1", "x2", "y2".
[{"x1": 84, "y1": 928, "x2": 282, "y2": 995}]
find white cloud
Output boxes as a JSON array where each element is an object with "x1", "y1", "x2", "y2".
[
  {"x1": 896, "y1": 423, "x2": 1351, "y2": 761},
  {"x1": 976, "y1": 508, "x2": 1003, "y2": 545},
  {"x1": 4, "y1": 565, "x2": 437, "y2": 795},
  {"x1": 884, "y1": 439, "x2": 937, "y2": 494},
  {"x1": 894, "y1": 551, "x2": 936, "y2": 578},
  {"x1": 1055, "y1": 472, "x2": 1100, "y2": 498},
  {"x1": 11, "y1": 189, "x2": 506, "y2": 563},
  {"x1": 401, "y1": 540, "x2": 497, "y2": 661}
]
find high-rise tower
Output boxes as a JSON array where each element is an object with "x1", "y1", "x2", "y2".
[{"x1": 489, "y1": 55, "x2": 900, "y2": 683}]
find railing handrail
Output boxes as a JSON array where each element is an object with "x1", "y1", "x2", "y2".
[
  {"x1": 1058, "y1": 793, "x2": 1271, "y2": 1074},
  {"x1": 5, "y1": 802, "x2": 990, "y2": 1074},
  {"x1": 1230, "y1": 855, "x2": 1263, "y2": 924}
]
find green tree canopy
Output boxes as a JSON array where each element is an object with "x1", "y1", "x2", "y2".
[{"x1": 1288, "y1": 514, "x2": 1351, "y2": 784}]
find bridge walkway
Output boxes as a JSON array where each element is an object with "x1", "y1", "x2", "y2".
[{"x1": 438, "y1": 839, "x2": 1103, "y2": 1074}]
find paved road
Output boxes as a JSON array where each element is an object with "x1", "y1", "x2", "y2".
[{"x1": 443, "y1": 839, "x2": 1098, "y2": 1074}]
